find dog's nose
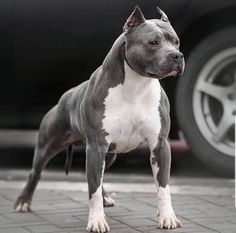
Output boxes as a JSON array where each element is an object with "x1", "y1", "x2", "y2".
[{"x1": 170, "y1": 52, "x2": 184, "y2": 63}]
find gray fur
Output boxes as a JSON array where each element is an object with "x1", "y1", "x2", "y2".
[
  {"x1": 151, "y1": 87, "x2": 171, "y2": 187},
  {"x1": 65, "y1": 145, "x2": 74, "y2": 176}
]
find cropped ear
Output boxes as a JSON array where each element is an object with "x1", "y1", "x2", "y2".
[
  {"x1": 156, "y1": 7, "x2": 169, "y2": 22},
  {"x1": 123, "y1": 6, "x2": 146, "y2": 33}
]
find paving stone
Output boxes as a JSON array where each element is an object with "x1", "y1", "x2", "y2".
[
  {"x1": 222, "y1": 230, "x2": 236, "y2": 233},
  {"x1": 196, "y1": 195, "x2": 235, "y2": 207},
  {"x1": 0, "y1": 221, "x2": 47, "y2": 229},
  {"x1": 51, "y1": 202, "x2": 81, "y2": 210},
  {"x1": 60, "y1": 227, "x2": 86, "y2": 233},
  {"x1": 3, "y1": 212, "x2": 41, "y2": 222},
  {"x1": 31, "y1": 203, "x2": 57, "y2": 212},
  {"x1": 0, "y1": 227, "x2": 30, "y2": 233},
  {"x1": 0, "y1": 215, "x2": 10, "y2": 225},
  {"x1": 0, "y1": 190, "x2": 20, "y2": 201},
  {"x1": 114, "y1": 216, "x2": 156, "y2": 227},
  {"x1": 0, "y1": 206, "x2": 13, "y2": 214},
  {"x1": 56, "y1": 190, "x2": 88, "y2": 201},
  {"x1": 0, "y1": 196, "x2": 12, "y2": 206},
  {"x1": 25, "y1": 224, "x2": 62, "y2": 233},
  {"x1": 33, "y1": 191, "x2": 66, "y2": 201},
  {"x1": 106, "y1": 217, "x2": 130, "y2": 229},
  {"x1": 108, "y1": 228, "x2": 141, "y2": 233},
  {"x1": 105, "y1": 205, "x2": 132, "y2": 215},
  {"x1": 42, "y1": 214, "x2": 83, "y2": 228}
]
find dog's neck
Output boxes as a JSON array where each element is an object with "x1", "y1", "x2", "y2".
[
  {"x1": 122, "y1": 61, "x2": 160, "y2": 101},
  {"x1": 101, "y1": 34, "x2": 160, "y2": 100}
]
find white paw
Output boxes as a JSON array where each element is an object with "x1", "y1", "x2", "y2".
[
  {"x1": 158, "y1": 208, "x2": 182, "y2": 229},
  {"x1": 103, "y1": 196, "x2": 115, "y2": 207},
  {"x1": 156, "y1": 185, "x2": 182, "y2": 229},
  {"x1": 15, "y1": 202, "x2": 31, "y2": 213},
  {"x1": 87, "y1": 212, "x2": 110, "y2": 233}
]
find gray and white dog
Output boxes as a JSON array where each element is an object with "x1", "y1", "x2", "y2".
[{"x1": 15, "y1": 6, "x2": 185, "y2": 232}]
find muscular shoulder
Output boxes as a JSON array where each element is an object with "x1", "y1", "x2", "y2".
[
  {"x1": 160, "y1": 87, "x2": 170, "y2": 114},
  {"x1": 158, "y1": 87, "x2": 171, "y2": 138}
]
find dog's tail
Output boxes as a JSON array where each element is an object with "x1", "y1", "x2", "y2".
[{"x1": 65, "y1": 145, "x2": 74, "y2": 176}]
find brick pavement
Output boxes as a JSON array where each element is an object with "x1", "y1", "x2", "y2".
[{"x1": 0, "y1": 185, "x2": 235, "y2": 233}]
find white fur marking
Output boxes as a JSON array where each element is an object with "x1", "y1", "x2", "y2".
[
  {"x1": 150, "y1": 148, "x2": 181, "y2": 229},
  {"x1": 15, "y1": 202, "x2": 31, "y2": 213},
  {"x1": 87, "y1": 185, "x2": 110, "y2": 232},
  {"x1": 22, "y1": 202, "x2": 30, "y2": 212},
  {"x1": 104, "y1": 196, "x2": 115, "y2": 207},
  {"x1": 157, "y1": 185, "x2": 182, "y2": 229},
  {"x1": 102, "y1": 62, "x2": 162, "y2": 153}
]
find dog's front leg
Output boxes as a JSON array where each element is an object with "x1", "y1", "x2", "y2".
[
  {"x1": 86, "y1": 142, "x2": 110, "y2": 233},
  {"x1": 150, "y1": 138, "x2": 182, "y2": 229}
]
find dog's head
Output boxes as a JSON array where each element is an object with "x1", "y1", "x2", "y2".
[{"x1": 123, "y1": 6, "x2": 185, "y2": 79}]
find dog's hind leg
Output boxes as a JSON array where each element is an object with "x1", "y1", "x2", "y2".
[
  {"x1": 14, "y1": 106, "x2": 75, "y2": 212},
  {"x1": 103, "y1": 153, "x2": 117, "y2": 207}
]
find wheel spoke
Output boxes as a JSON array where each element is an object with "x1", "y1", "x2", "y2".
[
  {"x1": 196, "y1": 81, "x2": 225, "y2": 101},
  {"x1": 213, "y1": 110, "x2": 233, "y2": 143}
]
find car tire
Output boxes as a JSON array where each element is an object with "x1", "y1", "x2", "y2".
[{"x1": 176, "y1": 27, "x2": 236, "y2": 177}]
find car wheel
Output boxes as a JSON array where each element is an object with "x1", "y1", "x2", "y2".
[{"x1": 176, "y1": 27, "x2": 235, "y2": 177}]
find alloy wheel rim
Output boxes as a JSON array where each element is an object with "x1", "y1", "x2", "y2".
[{"x1": 193, "y1": 47, "x2": 236, "y2": 157}]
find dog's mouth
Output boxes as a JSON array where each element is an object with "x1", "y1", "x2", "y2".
[
  {"x1": 147, "y1": 72, "x2": 159, "y2": 78},
  {"x1": 147, "y1": 66, "x2": 184, "y2": 79},
  {"x1": 166, "y1": 69, "x2": 179, "y2": 77},
  {"x1": 147, "y1": 70, "x2": 178, "y2": 79}
]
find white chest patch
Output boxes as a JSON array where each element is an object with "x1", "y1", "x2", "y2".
[{"x1": 102, "y1": 62, "x2": 162, "y2": 153}]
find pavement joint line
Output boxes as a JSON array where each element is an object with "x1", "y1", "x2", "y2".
[
  {"x1": 193, "y1": 194, "x2": 236, "y2": 211},
  {"x1": 117, "y1": 205, "x2": 133, "y2": 212},
  {"x1": 110, "y1": 216, "x2": 144, "y2": 233},
  {"x1": 0, "y1": 181, "x2": 234, "y2": 196},
  {"x1": 52, "y1": 190, "x2": 77, "y2": 204},
  {"x1": 133, "y1": 196, "x2": 158, "y2": 209},
  {"x1": 181, "y1": 216, "x2": 221, "y2": 233},
  {"x1": 0, "y1": 193, "x2": 15, "y2": 204},
  {"x1": 0, "y1": 221, "x2": 47, "y2": 229}
]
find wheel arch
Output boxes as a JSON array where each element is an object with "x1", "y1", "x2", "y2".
[{"x1": 179, "y1": 6, "x2": 236, "y2": 58}]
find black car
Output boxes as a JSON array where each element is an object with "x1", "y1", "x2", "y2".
[{"x1": 0, "y1": 0, "x2": 235, "y2": 175}]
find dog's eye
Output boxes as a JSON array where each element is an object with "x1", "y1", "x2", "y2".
[{"x1": 149, "y1": 41, "x2": 159, "y2": 46}]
